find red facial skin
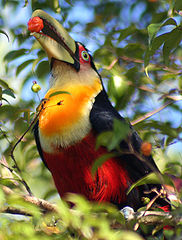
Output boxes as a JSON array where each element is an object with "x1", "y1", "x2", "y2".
[{"x1": 78, "y1": 45, "x2": 91, "y2": 64}]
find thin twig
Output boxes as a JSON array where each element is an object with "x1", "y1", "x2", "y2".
[
  {"x1": 119, "y1": 55, "x2": 182, "y2": 75},
  {"x1": 106, "y1": 58, "x2": 118, "y2": 70},
  {"x1": 131, "y1": 100, "x2": 174, "y2": 126},
  {"x1": 134, "y1": 188, "x2": 164, "y2": 231},
  {"x1": 10, "y1": 101, "x2": 46, "y2": 196},
  {"x1": 131, "y1": 94, "x2": 182, "y2": 126}
]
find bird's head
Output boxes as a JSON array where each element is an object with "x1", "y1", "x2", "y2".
[{"x1": 28, "y1": 10, "x2": 101, "y2": 90}]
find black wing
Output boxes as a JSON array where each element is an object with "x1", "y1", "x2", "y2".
[
  {"x1": 90, "y1": 89, "x2": 168, "y2": 209},
  {"x1": 33, "y1": 121, "x2": 49, "y2": 170},
  {"x1": 90, "y1": 89, "x2": 159, "y2": 179}
]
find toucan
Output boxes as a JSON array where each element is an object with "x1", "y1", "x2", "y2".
[{"x1": 28, "y1": 10, "x2": 169, "y2": 211}]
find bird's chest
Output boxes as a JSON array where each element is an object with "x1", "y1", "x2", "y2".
[
  {"x1": 38, "y1": 86, "x2": 96, "y2": 152},
  {"x1": 42, "y1": 131, "x2": 131, "y2": 203}
]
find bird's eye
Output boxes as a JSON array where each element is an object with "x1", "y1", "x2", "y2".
[{"x1": 81, "y1": 51, "x2": 89, "y2": 61}]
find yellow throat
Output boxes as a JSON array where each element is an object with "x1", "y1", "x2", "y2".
[{"x1": 38, "y1": 62, "x2": 102, "y2": 152}]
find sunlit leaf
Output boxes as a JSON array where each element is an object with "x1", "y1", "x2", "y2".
[
  {"x1": 0, "y1": 29, "x2": 9, "y2": 41},
  {"x1": 127, "y1": 172, "x2": 174, "y2": 194},
  {"x1": 0, "y1": 79, "x2": 10, "y2": 89},
  {"x1": 0, "y1": 188, "x2": 5, "y2": 205}
]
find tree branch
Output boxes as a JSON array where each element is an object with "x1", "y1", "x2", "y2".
[
  {"x1": 131, "y1": 95, "x2": 182, "y2": 126},
  {"x1": 23, "y1": 195, "x2": 57, "y2": 213},
  {"x1": 9, "y1": 100, "x2": 47, "y2": 196},
  {"x1": 2, "y1": 187, "x2": 181, "y2": 229},
  {"x1": 2, "y1": 186, "x2": 57, "y2": 216}
]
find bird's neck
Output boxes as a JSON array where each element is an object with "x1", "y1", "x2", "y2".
[
  {"x1": 38, "y1": 78, "x2": 102, "y2": 152},
  {"x1": 49, "y1": 61, "x2": 101, "y2": 89}
]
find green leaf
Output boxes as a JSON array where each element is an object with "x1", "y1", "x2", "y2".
[
  {"x1": 118, "y1": 25, "x2": 136, "y2": 42},
  {"x1": 96, "y1": 131, "x2": 113, "y2": 149},
  {"x1": 16, "y1": 59, "x2": 34, "y2": 76},
  {"x1": 118, "y1": 231, "x2": 143, "y2": 240},
  {"x1": 2, "y1": 89, "x2": 15, "y2": 98},
  {"x1": 163, "y1": 28, "x2": 182, "y2": 66},
  {"x1": 0, "y1": 105, "x2": 20, "y2": 120},
  {"x1": 151, "y1": 32, "x2": 170, "y2": 53},
  {"x1": 123, "y1": 43, "x2": 144, "y2": 59},
  {"x1": 35, "y1": 60, "x2": 49, "y2": 78},
  {"x1": 148, "y1": 23, "x2": 161, "y2": 44},
  {"x1": 0, "y1": 29, "x2": 9, "y2": 41},
  {"x1": 127, "y1": 173, "x2": 161, "y2": 194},
  {"x1": 4, "y1": 49, "x2": 28, "y2": 62},
  {"x1": 108, "y1": 119, "x2": 130, "y2": 151},
  {"x1": 0, "y1": 79, "x2": 10, "y2": 89},
  {"x1": 148, "y1": 18, "x2": 177, "y2": 45},
  {"x1": 145, "y1": 32, "x2": 171, "y2": 67},
  {"x1": 49, "y1": 91, "x2": 71, "y2": 98},
  {"x1": 96, "y1": 120, "x2": 130, "y2": 151},
  {"x1": 23, "y1": 0, "x2": 28, "y2": 7},
  {"x1": 174, "y1": 0, "x2": 182, "y2": 11},
  {"x1": 145, "y1": 23, "x2": 182, "y2": 68},
  {"x1": 144, "y1": 47, "x2": 151, "y2": 68},
  {"x1": 0, "y1": 178, "x2": 17, "y2": 188},
  {"x1": 162, "y1": 18, "x2": 177, "y2": 27},
  {"x1": 0, "y1": 188, "x2": 5, "y2": 206},
  {"x1": 91, "y1": 153, "x2": 117, "y2": 176},
  {"x1": 0, "y1": 87, "x2": 2, "y2": 100},
  {"x1": 127, "y1": 172, "x2": 174, "y2": 194},
  {"x1": 1, "y1": 97, "x2": 10, "y2": 104},
  {"x1": 2, "y1": 89, "x2": 16, "y2": 99},
  {"x1": 7, "y1": 195, "x2": 41, "y2": 218},
  {"x1": 14, "y1": 118, "x2": 29, "y2": 135},
  {"x1": 65, "y1": 0, "x2": 73, "y2": 6}
]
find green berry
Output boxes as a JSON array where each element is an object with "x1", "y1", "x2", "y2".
[{"x1": 31, "y1": 83, "x2": 41, "y2": 93}]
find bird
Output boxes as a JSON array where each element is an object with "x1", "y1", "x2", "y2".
[{"x1": 28, "y1": 9, "x2": 170, "y2": 211}]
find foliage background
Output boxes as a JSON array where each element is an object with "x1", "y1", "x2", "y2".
[{"x1": 1, "y1": 0, "x2": 182, "y2": 239}]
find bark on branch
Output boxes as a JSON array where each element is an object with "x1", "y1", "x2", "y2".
[
  {"x1": 2, "y1": 187, "x2": 181, "y2": 228},
  {"x1": 1, "y1": 186, "x2": 57, "y2": 216},
  {"x1": 123, "y1": 210, "x2": 182, "y2": 227}
]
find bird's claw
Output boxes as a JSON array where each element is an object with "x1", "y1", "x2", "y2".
[{"x1": 120, "y1": 206, "x2": 135, "y2": 220}]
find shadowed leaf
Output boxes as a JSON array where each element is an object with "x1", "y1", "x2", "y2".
[{"x1": 49, "y1": 91, "x2": 71, "y2": 98}]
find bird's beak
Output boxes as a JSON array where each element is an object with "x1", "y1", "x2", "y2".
[{"x1": 28, "y1": 9, "x2": 78, "y2": 67}]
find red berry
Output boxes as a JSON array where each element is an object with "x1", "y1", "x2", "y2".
[
  {"x1": 141, "y1": 142, "x2": 152, "y2": 156},
  {"x1": 28, "y1": 17, "x2": 44, "y2": 33}
]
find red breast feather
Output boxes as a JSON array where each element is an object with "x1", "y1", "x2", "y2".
[{"x1": 43, "y1": 131, "x2": 131, "y2": 204}]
